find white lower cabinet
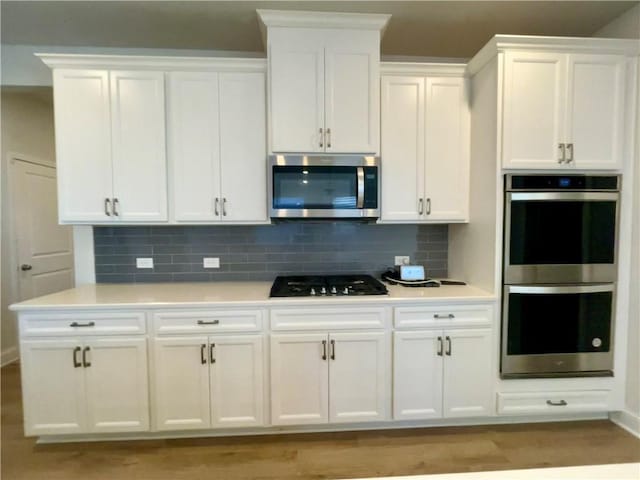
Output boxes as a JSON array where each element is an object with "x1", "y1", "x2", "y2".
[
  {"x1": 393, "y1": 328, "x2": 493, "y2": 420},
  {"x1": 270, "y1": 331, "x2": 390, "y2": 426},
  {"x1": 21, "y1": 336, "x2": 149, "y2": 436},
  {"x1": 154, "y1": 334, "x2": 264, "y2": 431}
]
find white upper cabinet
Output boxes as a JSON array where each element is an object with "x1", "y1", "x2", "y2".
[
  {"x1": 380, "y1": 67, "x2": 470, "y2": 223},
  {"x1": 502, "y1": 50, "x2": 626, "y2": 170},
  {"x1": 260, "y1": 10, "x2": 389, "y2": 154},
  {"x1": 168, "y1": 68, "x2": 267, "y2": 223}
]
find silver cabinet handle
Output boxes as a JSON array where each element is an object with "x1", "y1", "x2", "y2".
[
  {"x1": 197, "y1": 319, "x2": 220, "y2": 325},
  {"x1": 112, "y1": 198, "x2": 120, "y2": 216},
  {"x1": 70, "y1": 321, "x2": 95, "y2": 327},
  {"x1": 20, "y1": 264, "x2": 33, "y2": 271},
  {"x1": 222, "y1": 198, "x2": 227, "y2": 216},
  {"x1": 210, "y1": 343, "x2": 216, "y2": 364},
  {"x1": 214, "y1": 197, "x2": 219, "y2": 216},
  {"x1": 73, "y1": 346, "x2": 82, "y2": 368},
  {"x1": 445, "y1": 336, "x2": 452, "y2": 356},
  {"x1": 330, "y1": 339, "x2": 336, "y2": 360},
  {"x1": 546, "y1": 400, "x2": 568, "y2": 406},
  {"x1": 82, "y1": 346, "x2": 91, "y2": 367},
  {"x1": 566, "y1": 143, "x2": 574, "y2": 163},
  {"x1": 200, "y1": 344, "x2": 207, "y2": 364},
  {"x1": 104, "y1": 198, "x2": 111, "y2": 216},
  {"x1": 319, "y1": 128, "x2": 324, "y2": 148},
  {"x1": 437, "y1": 336, "x2": 443, "y2": 356},
  {"x1": 557, "y1": 143, "x2": 566, "y2": 163},
  {"x1": 426, "y1": 198, "x2": 431, "y2": 215},
  {"x1": 326, "y1": 128, "x2": 332, "y2": 148},
  {"x1": 322, "y1": 340, "x2": 327, "y2": 360},
  {"x1": 433, "y1": 314, "x2": 455, "y2": 319},
  {"x1": 418, "y1": 198, "x2": 424, "y2": 215}
]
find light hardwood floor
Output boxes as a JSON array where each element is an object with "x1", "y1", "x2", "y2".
[{"x1": 2, "y1": 362, "x2": 639, "y2": 480}]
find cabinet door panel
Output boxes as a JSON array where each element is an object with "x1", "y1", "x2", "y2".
[
  {"x1": 20, "y1": 339, "x2": 86, "y2": 435},
  {"x1": 566, "y1": 54, "x2": 625, "y2": 169},
  {"x1": 329, "y1": 331, "x2": 390, "y2": 423},
  {"x1": 84, "y1": 337, "x2": 149, "y2": 433},
  {"x1": 110, "y1": 70, "x2": 167, "y2": 221},
  {"x1": 168, "y1": 72, "x2": 221, "y2": 221},
  {"x1": 425, "y1": 77, "x2": 469, "y2": 221},
  {"x1": 53, "y1": 69, "x2": 113, "y2": 222},
  {"x1": 502, "y1": 51, "x2": 566, "y2": 169},
  {"x1": 219, "y1": 72, "x2": 268, "y2": 222},
  {"x1": 393, "y1": 331, "x2": 443, "y2": 420},
  {"x1": 210, "y1": 335, "x2": 264, "y2": 428},
  {"x1": 380, "y1": 76, "x2": 425, "y2": 221},
  {"x1": 270, "y1": 333, "x2": 329, "y2": 425},
  {"x1": 325, "y1": 30, "x2": 379, "y2": 153},
  {"x1": 154, "y1": 336, "x2": 211, "y2": 430},
  {"x1": 443, "y1": 328, "x2": 493, "y2": 417},
  {"x1": 269, "y1": 29, "x2": 324, "y2": 153}
]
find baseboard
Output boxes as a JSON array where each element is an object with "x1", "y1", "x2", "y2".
[
  {"x1": 1, "y1": 346, "x2": 18, "y2": 367},
  {"x1": 610, "y1": 409, "x2": 640, "y2": 438}
]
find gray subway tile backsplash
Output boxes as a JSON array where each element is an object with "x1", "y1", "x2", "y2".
[{"x1": 94, "y1": 224, "x2": 448, "y2": 283}]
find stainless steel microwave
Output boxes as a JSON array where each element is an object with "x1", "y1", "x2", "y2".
[{"x1": 268, "y1": 155, "x2": 380, "y2": 219}]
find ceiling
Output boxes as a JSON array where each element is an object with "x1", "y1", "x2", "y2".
[{"x1": 1, "y1": 1, "x2": 638, "y2": 58}]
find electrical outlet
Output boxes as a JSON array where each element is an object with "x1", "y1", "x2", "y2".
[
  {"x1": 136, "y1": 258, "x2": 154, "y2": 269},
  {"x1": 203, "y1": 257, "x2": 220, "y2": 269},
  {"x1": 394, "y1": 256, "x2": 410, "y2": 266}
]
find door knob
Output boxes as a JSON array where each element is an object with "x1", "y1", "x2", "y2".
[{"x1": 20, "y1": 264, "x2": 32, "y2": 271}]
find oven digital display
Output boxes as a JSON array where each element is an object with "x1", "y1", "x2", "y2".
[{"x1": 559, "y1": 178, "x2": 571, "y2": 187}]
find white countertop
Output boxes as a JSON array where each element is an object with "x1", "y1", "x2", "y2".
[{"x1": 10, "y1": 281, "x2": 495, "y2": 311}]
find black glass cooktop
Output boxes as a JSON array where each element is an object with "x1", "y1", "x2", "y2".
[{"x1": 270, "y1": 274, "x2": 388, "y2": 297}]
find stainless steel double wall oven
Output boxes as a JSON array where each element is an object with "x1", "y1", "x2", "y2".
[{"x1": 502, "y1": 175, "x2": 620, "y2": 378}]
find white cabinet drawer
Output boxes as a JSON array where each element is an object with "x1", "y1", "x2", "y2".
[
  {"x1": 497, "y1": 390, "x2": 611, "y2": 415},
  {"x1": 20, "y1": 312, "x2": 147, "y2": 337},
  {"x1": 153, "y1": 310, "x2": 263, "y2": 335},
  {"x1": 394, "y1": 304, "x2": 492, "y2": 329},
  {"x1": 271, "y1": 307, "x2": 390, "y2": 331}
]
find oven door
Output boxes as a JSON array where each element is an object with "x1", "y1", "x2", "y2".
[
  {"x1": 501, "y1": 284, "x2": 614, "y2": 378},
  {"x1": 504, "y1": 192, "x2": 618, "y2": 284}
]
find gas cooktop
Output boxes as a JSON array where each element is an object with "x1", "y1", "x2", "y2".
[{"x1": 270, "y1": 274, "x2": 388, "y2": 297}]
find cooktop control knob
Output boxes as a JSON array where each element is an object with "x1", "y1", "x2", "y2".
[
  {"x1": 343, "y1": 287, "x2": 349, "y2": 295},
  {"x1": 310, "y1": 288, "x2": 316, "y2": 296},
  {"x1": 330, "y1": 286, "x2": 337, "y2": 295},
  {"x1": 320, "y1": 286, "x2": 327, "y2": 295}
]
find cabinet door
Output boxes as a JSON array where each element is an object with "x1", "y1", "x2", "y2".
[
  {"x1": 270, "y1": 333, "x2": 329, "y2": 426},
  {"x1": 153, "y1": 336, "x2": 211, "y2": 430},
  {"x1": 393, "y1": 331, "x2": 443, "y2": 420},
  {"x1": 442, "y1": 328, "x2": 493, "y2": 418},
  {"x1": 329, "y1": 331, "x2": 390, "y2": 423},
  {"x1": 168, "y1": 72, "x2": 221, "y2": 221},
  {"x1": 502, "y1": 51, "x2": 566, "y2": 169},
  {"x1": 84, "y1": 337, "x2": 149, "y2": 433},
  {"x1": 424, "y1": 77, "x2": 470, "y2": 221},
  {"x1": 20, "y1": 339, "x2": 86, "y2": 435},
  {"x1": 380, "y1": 76, "x2": 425, "y2": 222},
  {"x1": 53, "y1": 69, "x2": 113, "y2": 222},
  {"x1": 209, "y1": 335, "x2": 264, "y2": 428},
  {"x1": 219, "y1": 72, "x2": 268, "y2": 222},
  {"x1": 565, "y1": 54, "x2": 625, "y2": 170},
  {"x1": 269, "y1": 28, "x2": 325, "y2": 153},
  {"x1": 324, "y1": 30, "x2": 379, "y2": 153},
  {"x1": 110, "y1": 70, "x2": 167, "y2": 221}
]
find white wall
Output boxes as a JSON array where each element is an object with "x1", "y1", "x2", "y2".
[
  {"x1": 593, "y1": 4, "x2": 640, "y2": 39},
  {"x1": 0, "y1": 89, "x2": 56, "y2": 364}
]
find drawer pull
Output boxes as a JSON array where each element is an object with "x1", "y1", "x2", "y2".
[
  {"x1": 330, "y1": 339, "x2": 336, "y2": 360},
  {"x1": 437, "y1": 336, "x2": 443, "y2": 356},
  {"x1": 197, "y1": 320, "x2": 220, "y2": 325},
  {"x1": 210, "y1": 343, "x2": 216, "y2": 364},
  {"x1": 200, "y1": 344, "x2": 207, "y2": 364},
  {"x1": 445, "y1": 336, "x2": 452, "y2": 356},
  {"x1": 72, "y1": 346, "x2": 82, "y2": 368},
  {"x1": 70, "y1": 321, "x2": 95, "y2": 328},
  {"x1": 322, "y1": 340, "x2": 327, "y2": 360},
  {"x1": 433, "y1": 314, "x2": 455, "y2": 319},
  {"x1": 546, "y1": 400, "x2": 568, "y2": 407},
  {"x1": 82, "y1": 346, "x2": 91, "y2": 367}
]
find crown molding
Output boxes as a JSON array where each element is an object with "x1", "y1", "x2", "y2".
[{"x1": 381, "y1": 62, "x2": 466, "y2": 77}]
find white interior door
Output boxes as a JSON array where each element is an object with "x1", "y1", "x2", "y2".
[{"x1": 11, "y1": 159, "x2": 74, "y2": 301}]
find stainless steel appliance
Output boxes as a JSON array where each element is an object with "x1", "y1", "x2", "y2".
[
  {"x1": 501, "y1": 175, "x2": 620, "y2": 378},
  {"x1": 270, "y1": 275, "x2": 388, "y2": 297},
  {"x1": 268, "y1": 155, "x2": 380, "y2": 219}
]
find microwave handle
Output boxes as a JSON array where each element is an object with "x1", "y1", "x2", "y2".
[{"x1": 356, "y1": 167, "x2": 365, "y2": 209}]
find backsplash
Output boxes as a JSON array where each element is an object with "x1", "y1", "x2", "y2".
[{"x1": 94, "y1": 224, "x2": 448, "y2": 283}]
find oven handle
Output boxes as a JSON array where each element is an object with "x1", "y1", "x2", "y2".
[
  {"x1": 356, "y1": 167, "x2": 365, "y2": 209},
  {"x1": 509, "y1": 192, "x2": 619, "y2": 202},
  {"x1": 506, "y1": 284, "x2": 615, "y2": 295}
]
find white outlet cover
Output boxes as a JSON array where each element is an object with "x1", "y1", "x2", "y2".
[
  {"x1": 136, "y1": 258, "x2": 154, "y2": 269},
  {"x1": 203, "y1": 257, "x2": 220, "y2": 269},
  {"x1": 394, "y1": 256, "x2": 410, "y2": 266}
]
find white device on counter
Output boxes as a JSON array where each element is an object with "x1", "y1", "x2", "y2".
[{"x1": 400, "y1": 265, "x2": 425, "y2": 281}]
